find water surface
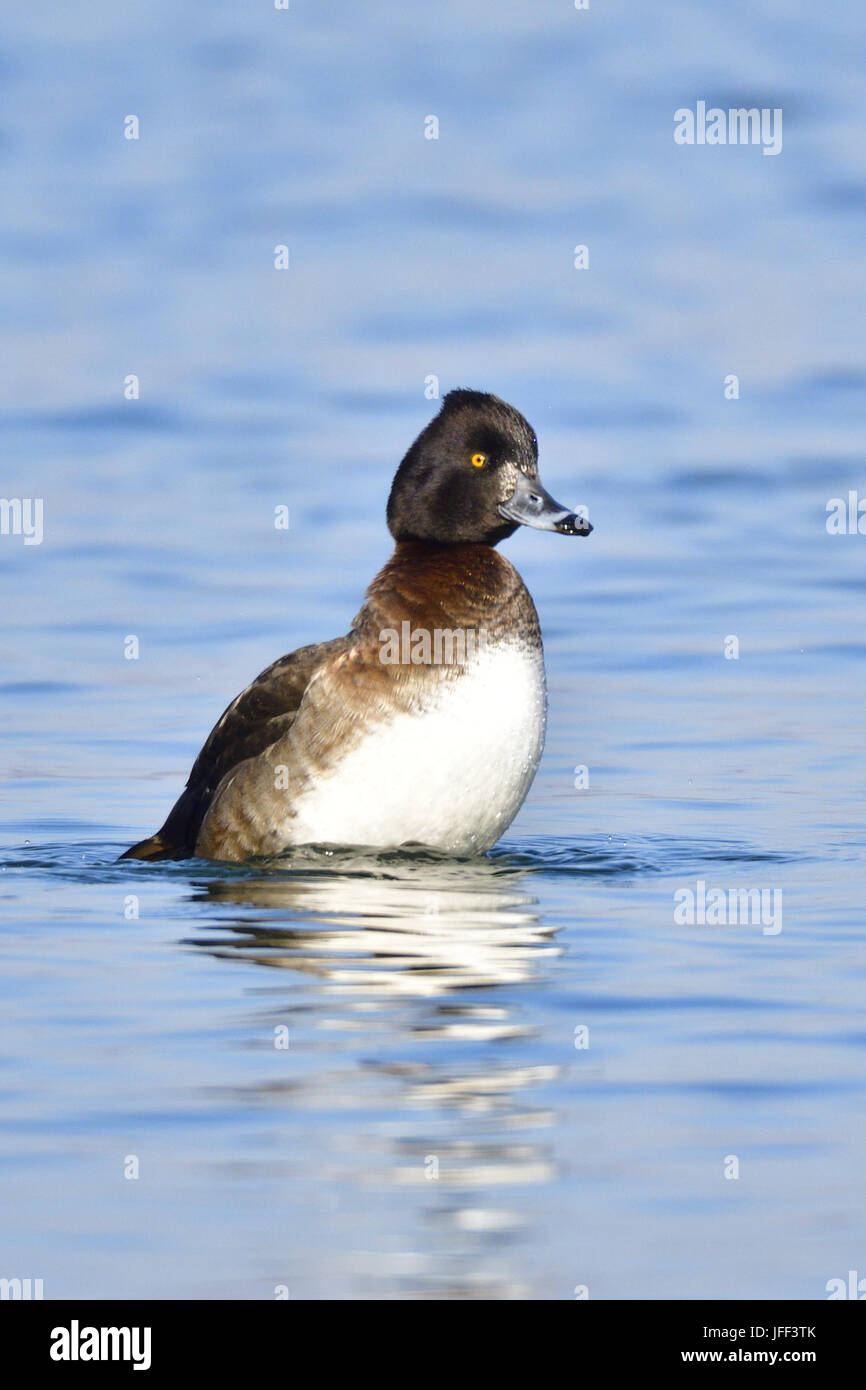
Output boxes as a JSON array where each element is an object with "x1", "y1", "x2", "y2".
[{"x1": 1, "y1": 0, "x2": 865, "y2": 1299}]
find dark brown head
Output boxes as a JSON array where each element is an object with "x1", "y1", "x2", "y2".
[{"x1": 386, "y1": 389, "x2": 592, "y2": 546}]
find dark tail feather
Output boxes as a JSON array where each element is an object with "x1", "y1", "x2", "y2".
[
  {"x1": 119, "y1": 833, "x2": 185, "y2": 862},
  {"x1": 119, "y1": 787, "x2": 202, "y2": 862}
]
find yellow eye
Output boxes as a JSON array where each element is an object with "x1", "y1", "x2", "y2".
[{"x1": 471, "y1": 452, "x2": 487, "y2": 468}]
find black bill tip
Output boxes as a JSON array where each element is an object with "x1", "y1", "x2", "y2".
[{"x1": 554, "y1": 512, "x2": 593, "y2": 536}]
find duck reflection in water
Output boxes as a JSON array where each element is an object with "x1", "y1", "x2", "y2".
[{"x1": 187, "y1": 849, "x2": 565, "y2": 1299}]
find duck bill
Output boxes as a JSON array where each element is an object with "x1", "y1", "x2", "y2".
[{"x1": 498, "y1": 471, "x2": 592, "y2": 536}]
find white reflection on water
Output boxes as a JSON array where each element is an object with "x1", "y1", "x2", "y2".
[
  {"x1": 197, "y1": 856, "x2": 559, "y2": 994},
  {"x1": 189, "y1": 855, "x2": 563, "y2": 1297}
]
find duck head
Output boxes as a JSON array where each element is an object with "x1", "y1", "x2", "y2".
[{"x1": 386, "y1": 389, "x2": 592, "y2": 546}]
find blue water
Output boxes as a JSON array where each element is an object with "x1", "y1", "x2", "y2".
[{"x1": 1, "y1": 0, "x2": 865, "y2": 1299}]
